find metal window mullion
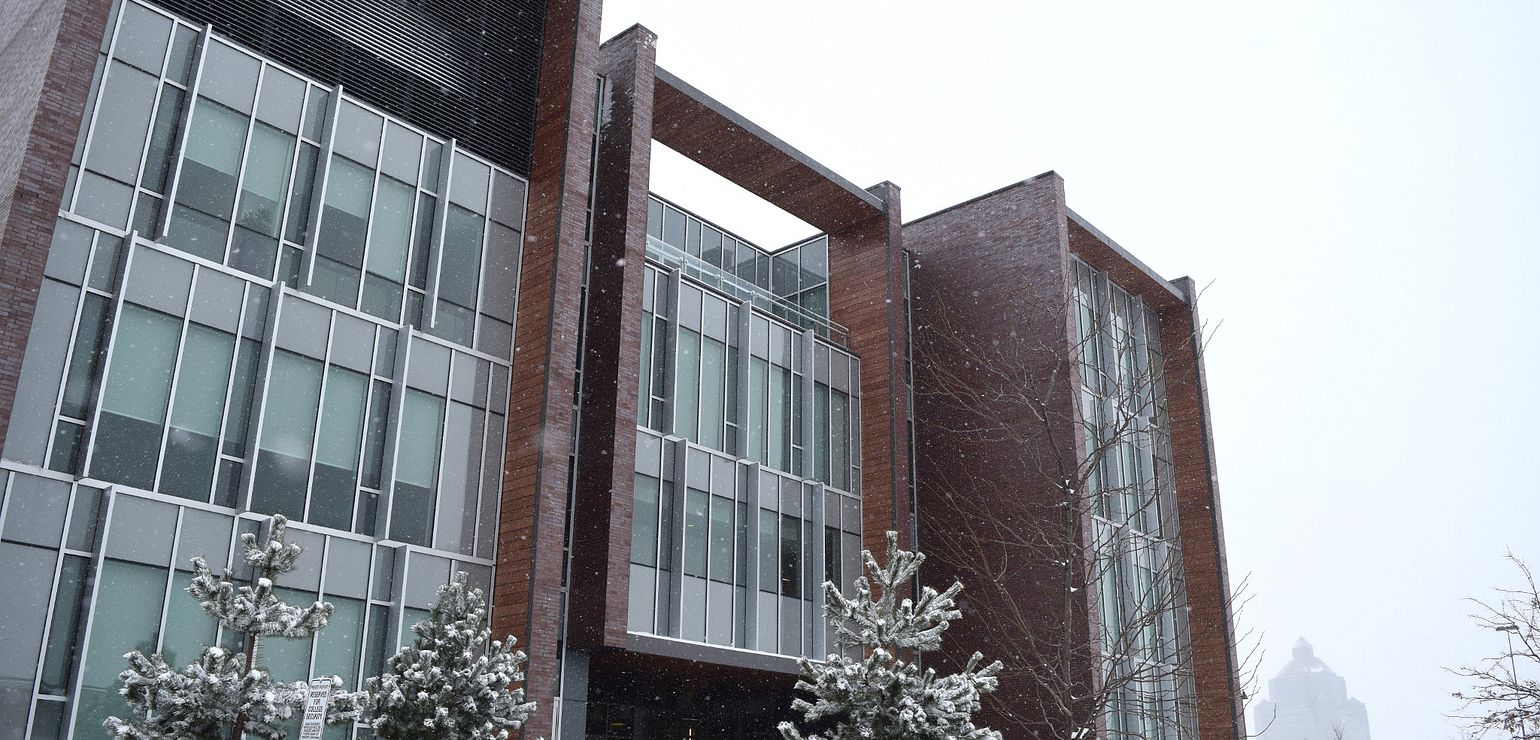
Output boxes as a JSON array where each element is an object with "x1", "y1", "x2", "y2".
[
  {"x1": 41, "y1": 233, "x2": 110, "y2": 467},
  {"x1": 393, "y1": 135, "x2": 430, "y2": 325},
  {"x1": 470, "y1": 362, "x2": 494, "y2": 560},
  {"x1": 424, "y1": 140, "x2": 455, "y2": 328},
  {"x1": 238, "y1": 285, "x2": 287, "y2": 510},
  {"x1": 352, "y1": 545, "x2": 380, "y2": 693},
  {"x1": 300, "y1": 84, "x2": 343, "y2": 286},
  {"x1": 742, "y1": 461, "x2": 761, "y2": 647},
  {"x1": 67, "y1": 4, "x2": 132, "y2": 214},
  {"x1": 158, "y1": 24, "x2": 213, "y2": 238},
  {"x1": 19, "y1": 475, "x2": 63, "y2": 738},
  {"x1": 663, "y1": 269, "x2": 682, "y2": 435},
  {"x1": 62, "y1": 486, "x2": 120, "y2": 737},
  {"x1": 388, "y1": 544, "x2": 410, "y2": 646},
  {"x1": 152, "y1": 507, "x2": 188, "y2": 653},
  {"x1": 151, "y1": 269, "x2": 200, "y2": 492},
  {"x1": 300, "y1": 313, "x2": 338, "y2": 523},
  {"x1": 269, "y1": 88, "x2": 318, "y2": 282},
  {"x1": 666, "y1": 436, "x2": 687, "y2": 638},
  {"x1": 305, "y1": 536, "x2": 330, "y2": 680},
  {"x1": 349, "y1": 130, "x2": 388, "y2": 309},
  {"x1": 210, "y1": 282, "x2": 253, "y2": 484},
  {"x1": 123, "y1": 40, "x2": 178, "y2": 233},
  {"x1": 809, "y1": 482, "x2": 826, "y2": 659},
  {"x1": 375, "y1": 333, "x2": 413, "y2": 538},
  {"x1": 734, "y1": 300, "x2": 751, "y2": 458},
  {"x1": 468, "y1": 161, "x2": 495, "y2": 345},
  {"x1": 79, "y1": 236, "x2": 140, "y2": 476},
  {"x1": 799, "y1": 329, "x2": 815, "y2": 477}
]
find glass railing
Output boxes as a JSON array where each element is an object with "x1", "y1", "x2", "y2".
[{"x1": 646, "y1": 235, "x2": 849, "y2": 346}]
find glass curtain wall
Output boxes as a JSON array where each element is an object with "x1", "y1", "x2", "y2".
[
  {"x1": 0, "y1": 2, "x2": 526, "y2": 737},
  {"x1": 630, "y1": 212, "x2": 862, "y2": 659},
  {"x1": 645, "y1": 195, "x2": 833, "y2": 338},
  {"x1": 1072, "y1": 257, "x2": 1191, "y2": 740}
]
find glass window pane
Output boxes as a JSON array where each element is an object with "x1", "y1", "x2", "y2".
[
  {"x1": 252, "y1": 351, "x2": 322, "y2": 519},
  {"x1": 113, "y1": 3, "x2": 172, "y2": 73},
  {"x1": 709, "y1": 495, "x2": 732, "y2": 583},
  {"x1": 170, "y1": 100, "x2": 248, "y2": 258},
  {"x1": 163, "y1": 324, "x2": 235, "y2": 500},
  {"x1": 683, "y1": 489, "x2": 707, "y2": 578},
  {"x1": 699, "y1": 338, "x2": 725, "y2": 451},
  {"x1": 334, "y1": 101, "x2": 383, "y2": 165},
  {"x1": 632, "y1": 475, "x2": 659, "y2": 567},
  {"x1": 780, "y1": 514, "x2": 801, "y2": 598},
  {"x1": 831, "y1": 390, "x2": 849, "y2": 491},
  {"x1": 85, "y1": 62, "x2": 159, "y2": 185},
  {"x1": 199, "y1": 42, "x2": 260, "y2": 113},
  {"x1": 379, "y1": 122, "x2": 422, "y2": 185},
  {"x1": 391, "y1": 390, "x2": 442, "y2": 545},
  {"x1": 479, "y1": 222, "x2": 518, "y2": 323},
  {"x1": 235, "y1": 124, "x2": 295, "y2": 238},
  {"x1": 75, "y1": 559, "x2": 167, "y2": 736},
  {"x1": 675, "y1": 330, "x2": 699, "y2": 441},
  {"x1": 311, "y1": 367, "x2": 367, "y2": 530},
  {"x1": 0, "y1": 541, "x2": 56, "y2": 718},
  {"x1": 366, "y1": 176, "x2": 413, "y2": 283},
  {"x1": 313, "y1": 595, "x2": 365, "y2": 690},
  {"x1": 758, "y1": 509, "x2": 776, "y2": 593},
  {"x1": 448, "y1": 152, "x2": 489, "y2": 213},
  {"x1": 255, "y1": 68, "x2": 306, "y2": 133},
  {"x1": 74, "y1": 170, "x2": 134, "y2": 229},
  {"x1": 92, "y1": 305, "x2": 181, "y2": 488},
  {"x1": 283, "y1": 143, "x2": 320, "y2": 245},
  {"x1": 141, "y1": 84, "x2": 185, "y2": 195},
  {"x1": 748, "y1": 358, "x2": 766, "y2": 465},
  {"x1": 159, "y1": 569, "x2": 217, "y2": 669},
  {"x1": 434, "y1": 403, "x2": 481, "y2": 555},
  {"x1": 438, "y1": 205, "x2": 483, "y2": 311},
  {"x1": 315, "y1": 156, "x2": 373, "y2": 302}
]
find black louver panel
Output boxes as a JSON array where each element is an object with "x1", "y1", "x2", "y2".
[{"x1": 156, "y1": 0, "x2": 546, "y2": 177}]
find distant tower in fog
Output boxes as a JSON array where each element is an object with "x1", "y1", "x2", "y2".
[{"x1": 1254, "y1": 638, "x2": 1372, "y2": 740}]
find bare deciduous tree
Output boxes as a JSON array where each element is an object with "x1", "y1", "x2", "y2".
[
  {"x1": 1451, "y1": 554, "x2": 1540, "y2": 739},
  {"x1": 911, "y1": 265, "x2": 1258, "y2": 740}
]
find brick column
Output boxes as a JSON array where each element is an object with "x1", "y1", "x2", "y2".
[
  {"x1": 566, "y1": 24, "x2": 657, "y2": 650},
  {"x1": 826, "y1": 181, "x2": 913, "y2": 556},
  {"x1": 492, "y1": 0, "x2": 602, "y2": 735},
  {"x1": 1160, "y1": 277, "x2": 1245, "y2": 740},
  {"x1": 0, "y1": 0, "x2": 114, "y2": 452}
]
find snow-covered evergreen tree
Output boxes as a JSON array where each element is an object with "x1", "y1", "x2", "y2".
[
  {"x1": 778, "y1": 531, "x2": 1004, "y2": 740},
  {"x1": 362, "y1": 571, "x2": 535, "y2": 740},
  {"x1": 105, "y1": 514, "x2": 361, "y2": 739}
]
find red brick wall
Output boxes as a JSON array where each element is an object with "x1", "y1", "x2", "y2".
[
  {"x1": 565, "y1": 25, "x2": 657, "y2": 650},
  {"x1": 905, "y1": 174, "x2": 1100, "y2": 737},
  {"x1": 491, "y1": 0, "x2": 602, "y2": 735},
  {"x1": 0, "y1": 0, "x2": 113, "y2": 453}
]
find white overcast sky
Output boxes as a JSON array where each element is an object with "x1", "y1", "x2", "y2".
[{"x1": 598, "y1": 2, "x2": 1540, "y2": 737}]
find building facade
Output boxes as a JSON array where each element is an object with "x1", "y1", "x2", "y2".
[{"x1": 0, "y1": 1, "x2": 1243, "y2": 739}]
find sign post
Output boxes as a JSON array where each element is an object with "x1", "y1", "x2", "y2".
[{"x1": 299, "y1": 677, "x2": 333, "y2": 740}]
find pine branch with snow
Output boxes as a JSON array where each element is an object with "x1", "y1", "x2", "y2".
[
  {"x1": 362, "y1": 571, "x2": 536, "y2": 740},
  {"x1": 105, "y1": 515, "x2": 360, "y2": 740},
  {"x1": 778, "y1": 531, "x2": 1004, "y2": 740}
]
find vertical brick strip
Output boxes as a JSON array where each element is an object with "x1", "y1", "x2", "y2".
[
  {"x1": 827, "y1": 182, "x2": 913, "y2": 557},
  {"x1": 1161, "y1": 277, "x2": 1245, "y2": 740},
  {"x1": 492, "y1": 0, "x2": 601, "y2": 735},
  {"x1": 566, "y1": 25, "x2": 657, "y2": 649},
  {"x1": 0, "y1": 0, "x2": 113, "y2": 452}
]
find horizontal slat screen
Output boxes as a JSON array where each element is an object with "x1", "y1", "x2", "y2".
[{"x1": 156, "y1": 0, "x2": 545, "y2": 176}]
